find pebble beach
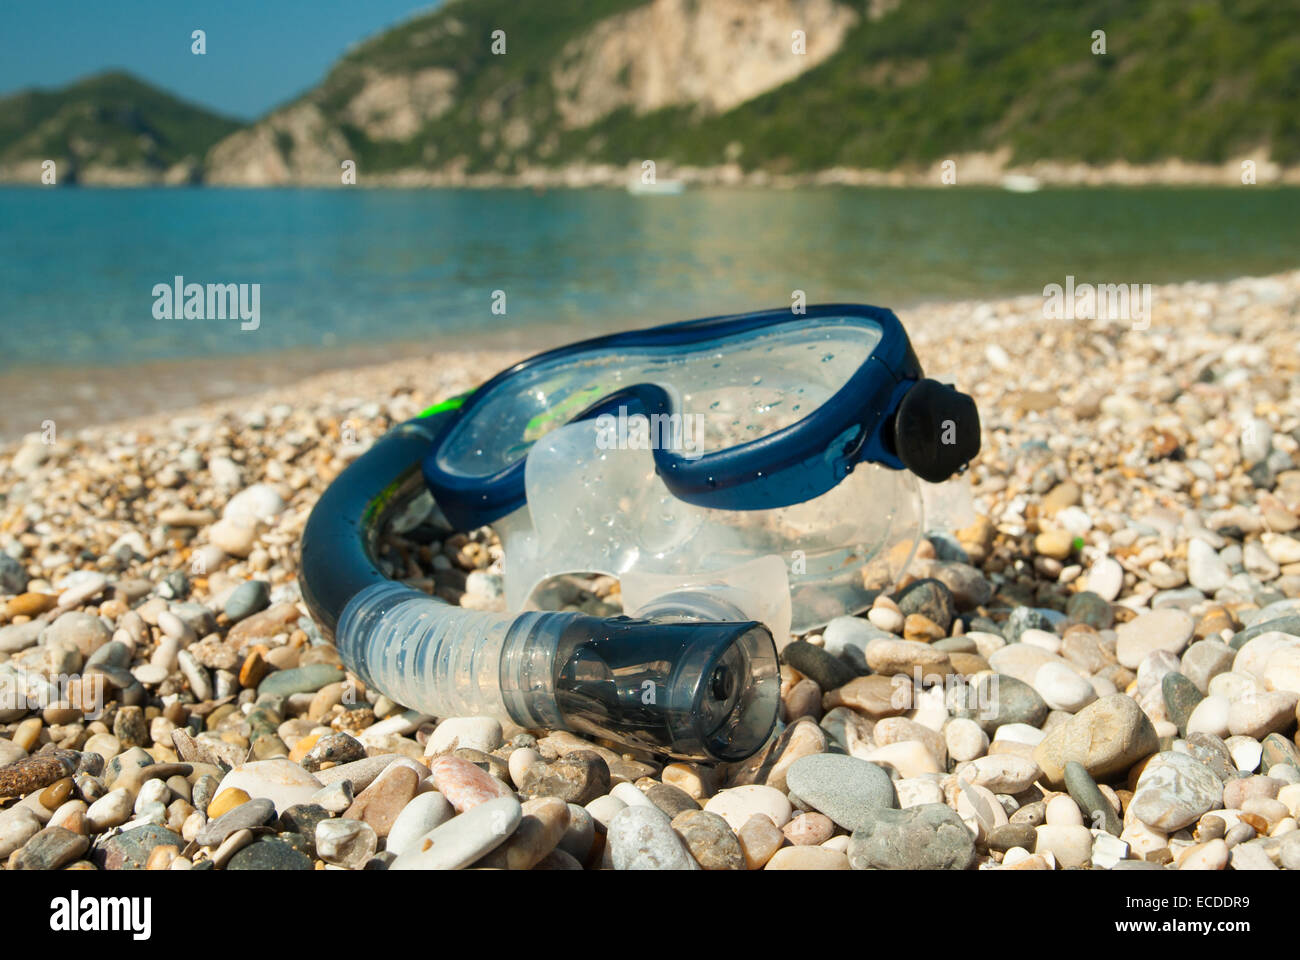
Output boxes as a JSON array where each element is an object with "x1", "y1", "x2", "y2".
[{"x1": 3, "y1": 270, "x2": 1300, "y2": 872}]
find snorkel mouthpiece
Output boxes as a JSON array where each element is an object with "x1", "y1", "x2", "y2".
[{"x1": 335, "y1": 581, "x2": 778, "y2": 763}]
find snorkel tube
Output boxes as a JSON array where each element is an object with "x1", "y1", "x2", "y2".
[
  {"x1": 299, "y1": 400, "x2": 781, "y2": 763},
  {"x1": 300, "y1": 304, "x2": 979, "y2": 766}
]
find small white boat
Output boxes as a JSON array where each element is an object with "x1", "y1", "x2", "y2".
[
  {"x1": 1000, "y1": 173, "x2": 1041, "y2": 193},
  {"x1": 627, "y1": 178, "x2": 685, "y2": 196}
]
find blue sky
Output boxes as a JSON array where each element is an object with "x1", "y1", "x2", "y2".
[{"x1": 0, "y1": 0, "x2": 443, "y2": 120}]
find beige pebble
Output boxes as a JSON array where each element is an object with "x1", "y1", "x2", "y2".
[{"x1": 763, "y1": 846, "x2": 850, "y2": 870}]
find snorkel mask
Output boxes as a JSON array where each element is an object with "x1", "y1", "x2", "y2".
[{"x1": 300, "y1": 306, "x2": 979, "y2": 764}]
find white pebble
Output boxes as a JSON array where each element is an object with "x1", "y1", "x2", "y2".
[
  {"x1": 1045, "y1": 795, "x2": 1084, "y2": 826},
  {"x1": 86, "y1": 788, "x2": 132, "y2": 831}
]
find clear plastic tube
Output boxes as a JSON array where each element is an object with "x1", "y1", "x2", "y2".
[
  {"x1": 333, "y1": 579, "x2": 779, "y2": 762},
  {"x1": 306, "y1": 419, "x2": 782, "y2": 763}
]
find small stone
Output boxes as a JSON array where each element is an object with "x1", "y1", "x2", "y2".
[
  {"x1": 1034, "y1": 824, "x2": 1094, "y2": 868},
  {"x1": 1033, "y1": 662, "x2": 1097, "y2": 712},
  {"x1": 425, "y1": 716, "x2": 504, "y2": 756},
  {"x1": 1131, "y1": 752, "x2": 1223, "y2": 831},
  {"x1": 953, "y1": 673, "x2": 1048, "y2": 733},
  {"x1": 822, "y1": 616, "x2": 895, "y2": 671},
  {"x1": 475, "y1": 796, "x2": 569, "y2": 870},
  {"x1": 300, "y1": 731, "x2": 366, "y2": 772},
  {"x1": 517, "y1": 751, "x2": 610, "y2": 806},
  {"x1": 428, "y1": 754, "x2": 516, "y2": 812},
  {"x1": 782, "y1": 811, "x2": 835, "y2": 846},
  {"x1": 0, "y1": 749, "x2": 80, "y2": 797},
  {"x1": 784, "y1": 754, "x2": 897, "y2": 832},
  {"x1": 226, "y1": 836, "x2": 312, "y2": 870},
  {"x1": 782, "y1": 640, "x2": 855, "y2": 692},
  {"x1": 276, "y1": 804, "x2": 332, "y2": 852},
  {"x1": 1086, "y1": 557, "x2": 1125, "y2": 602},
  {"x1": 1186, "y1": 695, "x2": 1230, "y2": 738},
  {"x1": 310, "y1": 781, "x2": 354, "y2": 814},
  {"x1": 895, "y1": 578, "x2": 957, "y2": 633},
  {"x1": 0, "y1": 807, "x2": 42, "y2": 858},
  {"x1": 1064, "y1": 761, "x2": 1122, "y2": 835},
  {"x1": 944, "y1": 718, "x2": 989, "y2": 763},
  {"x1": 903, "y1": 613, "x2": 945, "y2": 642},
  {"x1": 670, "y1": 809, "x2": 744, "y2": 870},
  {"x1": 214, "y1": 758, "x2": 323, "y2": 815},
  {"x1": 867, "y1": 598, "x2": 904, "y2": 634},
  {"x1": 824, "y1": 675, "x2": 910, "y2": 719},
  {"x1": 196, "y1": 796, "x2": 274, "y2": 846},
  {"x1": 1066, "y1": 591, "x2": 1114, "y2": 630},
  {"x1": 1228, "y1": 691, "x2": 1298, "y2": 739},
  {"x1": 316, "y1": 818, "x2": 378, "y2": 869},
  {"x1": 703, "y1": 785, "x2": 794, "y2": 832},
  {"x1": 257, "y1": 663, "x2": 345, "y2": 697},
  {"x1": 584, "y1": 794, "x2": 626, "y2": 829},
  {"x1": 847, "y1": 803, "x2": 976, "y2": 870},
  {"x1": 895, "y1": 778, "x2": 945, "y2": 808},
  {"x1": 0, "y1": 554, "x2": 28, "y2": 594},
  {"x1": 931, "y1": 562, "x2": 993, "y2": 610},
  {"x1": 764, "y1": 846, "x2": 850, "y2": 870},
  {"x1": 1187, "y1": 539, "x2": 1232, "y2": 593},
  {"x1": 8, "y1": 592, "x2": 56, "y2": 618},
  {"x1": 1116, "y1": 609, "x2": 1195, "y2": 668},
  {"x1": 644, "y1": 782, "x2": 700, "y2": 819},
  {"x1": 177, "y1": 650, "x2": 213, "y2": 701},
  {"x1": 1182, "y1": 640, "x2": 1236, "y2": 693},
  {"x1": 559, "y1": 803, "x2": 595, "y2": 862},
  {"x1": 1033, "y1": 694, "x2": 1160, "y2": 786},
  {"x1": 1261, "y1": 733, "x2": 1300, "y2": 773},
  {"x1": 864, "y1": 638, "x2": 951, "y2": 680},
  {"x1": 1161, "y1": 672, "x2": 1205, "y2": 737},
  {"x1": 953, "y1": 755, "x2": 1040, "y2": 794},
  {"x1": 97, "y1": 824, "x2": 185, "y2": 870},
  {"x1": 14, "y1": 826, "x2": 89, "y2": 870},
  {"x1": 607, "y1": 805, "x2": 699, "y2": 870},
  {"x1": 223, "y1": 580, "x2": 271, "y2": 623},
  {"x1": 874, "y1": 716, "x2": 947, "y2": 768},
  {"x1": 207, "y1": 787, "x2": 251, "y2": 819},
  {"x1": 1179, "y1": 837, "x2": 1229, "y2": 870},
  {"x1": 1229, "y1": 840, "x2": 1279, "y2": 871},
  {"x1": 85, "y1": 788, "x2": 133, "y2": 831},
  {"x1": 1035, "y1": 530, "x2": 1074, "y2": 561},
  {"x1": 1225, "y1": 736, "x2": 1263, "y2": 774},
  {"x1": 987, "y1": 822, "x2": 1038, "y2": 853},
  {"x1": 40, "y1": 776, "x2": 74, "y2": 811},
  {"x1": 1045, "y1": 794, "x2": 1083, "y2": 826},
  {"x1": 385, "y1": 792, "x2": 455, "y2": 857},
  {"x1": 736, "y1": 813, "x2": 784, "y2": 870},
  {"x1": 343, "y1": 765, "x2": 419, "y2": 838}
]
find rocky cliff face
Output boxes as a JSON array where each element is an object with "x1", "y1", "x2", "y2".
[
  {"x1": 203, "y1": 0, "x2": 859, "y2": 186},
  {"x1": 551, "y1": 0, "x2": 858, "y2": 126}
]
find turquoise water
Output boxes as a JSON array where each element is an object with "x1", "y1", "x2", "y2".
[
  {"x1": 3, "y1": 185, "x2": 1300, "y2": 373},
  {"x1": 0, "y1": 185, "x2": 1298, "y2": 438}
]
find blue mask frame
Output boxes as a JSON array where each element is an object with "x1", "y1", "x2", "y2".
[{"x1": 423, "y1": 304, "x2": 978, "y2": 531}]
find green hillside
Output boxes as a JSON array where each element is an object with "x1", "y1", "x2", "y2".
[
  {"x1": 307, "y1": 0, "x2": 1300, "y2": 177},
  {"x1": 0, "y1": 71, "x2": 243, "y2": 179}
]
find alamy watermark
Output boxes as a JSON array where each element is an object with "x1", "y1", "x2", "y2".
[
  {"x1": 595, "y1": 408, "x2": 705, "y2": 460},
  {"x1": 152, "y1": 275, "x2": 260, "y2": 331},
  {"x1": 1042, "y1": 275, "x2": 1152, "y2": 330}
]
